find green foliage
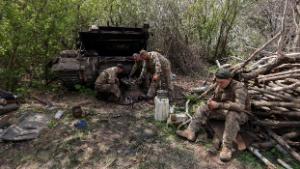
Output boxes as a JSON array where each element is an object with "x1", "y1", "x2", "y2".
[
  {"x1": 48, "y1": 120, "x2": 59, "y2": 129},
  {"x1": 264, "y1": 148, "x2": 300, "y2": 169},
  {"x1": 74, "y1": 84, "x2": 96, "y2": 96},
  {"x1": 0, "y1": 0, "x2": 253, "y2": 90},
  {"x1": 237, "y1": 152, "x2": 264, "y2": 169},
  {"x1": 183, "y1": 0, "x2": 245, "y2": 62}
]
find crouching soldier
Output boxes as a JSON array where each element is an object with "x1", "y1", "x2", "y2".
[
  {"x1": 139, "y1": 50, "x2": 173, "y2": 98},
  {"x1": 176, "y1": 68, "x2": 250, "y2": 162},
  {"x1": 95, "y1": 64, "x2": 125, "y2": 102}
]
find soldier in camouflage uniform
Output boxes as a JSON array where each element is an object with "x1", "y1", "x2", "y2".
[
  {"x1": 139, "y1": 50, "x2": 173, "y2": 98},
  {"x1": 176, "y1": 68, "x2": 250, "y2": 162},
  {"x1": 129, "y1": 53, "x2": 151, "y2": 93},
  {"x1": 95, "y1": 64, "x2": 125, "y2": 101},
  {"x1": 129, "y1": 53, "x2": 146, "y2": 80}
]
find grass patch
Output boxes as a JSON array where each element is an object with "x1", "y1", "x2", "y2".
[
  {"x1": 237, "y1": 151, "x2": 264, "y2": 169},
  {"x1": 264, "y1": 148, "x2": 300, "y2": 169},
  {"x1": 48, "y1": 120, "x2": 59, "y2": 129}
]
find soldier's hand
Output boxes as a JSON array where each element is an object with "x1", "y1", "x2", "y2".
[
  {"x1": 152, "y1": 74, "x2": 160, "y2": 81},
  {"x1": 207, "y1": 99, "x2": 219, "y2": 110}
]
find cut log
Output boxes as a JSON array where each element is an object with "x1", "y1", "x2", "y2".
[
  {"x1": 267, "y1": 129, "x2": 300, "y2": 162},
  {"x1": 248, "y1": 146, "x2": 277, "y2": 169},
  {"x1": 258, "y1": 74, "x2": 300, "y2": 83},
  {"x1": 258, "y1": 69, "x2": 300, "y2": 79},
  {"x1": 249, "y1": 87, "x2": 299, "y2": 102},
  {"x1": 254, "y1": 120, "x2": 300, "y2": 128},
  {"x1": 271, "y1": 82, "x2": 300, "y2": 91},
  {"x1": 283, "y1": 131, "x2": 300, "y2": 139},
  {"x1": 286, "y1": 141, "x2": 300, "y2": 147},
  {"x1": 271, "y1": 111, "x2": 300, "y2": 118},
  {"x1": 272, "y1": 63, "x2": 300, "y2": 72},
  {"x1": 252, "y1": 101, "x2": 300, "y2": 109}
]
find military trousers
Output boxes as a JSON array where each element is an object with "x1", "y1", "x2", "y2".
[
  {"x1": 189, "y1": 104, "x2": 248, "y2": 148},
  {"x1": 95, "y1": 83, "x2": 121, "y2": 100},
  {"x1": 146, "y1": 63, "x2": 174, "y2": 98}
]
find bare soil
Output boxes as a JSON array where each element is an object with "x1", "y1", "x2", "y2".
[{"x1": 0, "y1": 76, "x2": 249, "y2": 169}]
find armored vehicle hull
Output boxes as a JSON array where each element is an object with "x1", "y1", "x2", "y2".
[{"x1": 49, "y1": 25, "x2": 149, "y2": 88}]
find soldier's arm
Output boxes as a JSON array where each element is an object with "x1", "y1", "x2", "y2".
[
  {"x1": 138, "y1": 61, "x2": 146, "y2": 80},
  {"x1": 107, "y1": 72, "x2": 116, "y2": 84},
  {"x1": 218, "y1": 86, "x2": 247, "y2": 112},
  {"x1": 129, "y1": 62, "x2": 138, "y2": 77},
  {"x1": 95, "y1": 72, "x2": 106, "y2": 85},
  {"x1": 154, "y1": 57, "x2": 162, "y2": 76}
]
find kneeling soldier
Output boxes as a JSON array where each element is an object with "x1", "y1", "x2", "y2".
[{"x1": 95, "y1": 64, "x2": 125, "y2": 101}]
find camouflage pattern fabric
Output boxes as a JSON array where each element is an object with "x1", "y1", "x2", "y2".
[
  {"x1": 140, "y1": 51, "x2": 173, "y2": 98},
  {"x1": 189, "y1": 80, "x2": 250, "y2": 148},
  {"x1": 129, "y1": 60, "x2": 146, "y2": 80},
  {"x1": 95, "y1": 66, "x2": 121, "y2": 99}
]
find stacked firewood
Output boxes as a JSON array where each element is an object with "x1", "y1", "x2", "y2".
[{"x1": 236, "y1": 52, "x2": 300, "y2": 163}]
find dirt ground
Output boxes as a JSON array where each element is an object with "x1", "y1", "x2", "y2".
[{"x1": 0, "y1": 76, "x2": 253, "y2": 169}]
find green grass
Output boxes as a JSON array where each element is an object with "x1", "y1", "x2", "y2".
[
  {"x1": 237, "y1": 149, "x2": 300, "y2": 169},
  {"x1": 264, "y1": 148, "x2": 300, "y2": 169},
  {"x1": 237, "y1": 151, "x2": 264, "y2": 169}
]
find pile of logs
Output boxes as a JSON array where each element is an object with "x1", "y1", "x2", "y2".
[
  {"x1": 195, "y1": 1, "x2": 300, "y2": 166},
  {"x1": 238, "y1": 51, "x2": 300, "y2": 165}
]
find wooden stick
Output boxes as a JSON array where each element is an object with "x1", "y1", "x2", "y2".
[
  {"x1": 258, "y1": 69, "x2": 300, "y2": 79},
  {"x1": 258, "y1": 74, "x2": 300, "y2": 83},
  {"x1": 267, "y1": 129, "x2": 300, "y2": 162},
  {"x1": 272, "y1": 63, "x2": 300, "y2": 72},
  {"x1": 286, "y1": 141, "x2": 300, "y2": 147},
  {"x1": 283, "y1": 131, "x2": 300, "y2": 139},
  {"x1": 252, "y1": 101, "x2": 300, "y2": 108},
  {"x1": 254, "y1": 120, "x2": 300, "y2": 128},
  {"x1": 277, "y1": 158, "x2": 293, "y2": 169},
  {"x1": 249, "y1": 87, "x2": 298, "y2": 101},
  {"x1": 248, "y1": 146, "x2": 277, "y2": 169},
  {"x1": 271, "y1": 82, "x2": 300, "y2": 91},
  {"x1": 196, "y1": 83, "x2": 216, "y2": 100},
  {"x1": 233, "y1": 31, "x2": 282, "y2": 73},
  {"x1": 271, "y1": 111, "x2": 300, "y2": 118}
]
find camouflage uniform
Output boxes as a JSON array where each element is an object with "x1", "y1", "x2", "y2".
[
  {"x1": 141, "y1": 51, "x2": 173, "y2": 98},
  {"x1": 130, "y1": 60, "x2": 151, "y2": 91},
  {"x1": 95, "y1": 66, "x2": 121, "y2": 100},
  {"x1": 189, "y1": 80, "x2": 250, "y2": 148}
]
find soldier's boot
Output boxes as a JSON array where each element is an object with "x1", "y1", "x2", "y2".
[
  {"x1": 176, "y1": 128, "x2": 197, "y2": 142},
  {"x1": 219, "y1": 145, "x2": 232, "y2": 162}
]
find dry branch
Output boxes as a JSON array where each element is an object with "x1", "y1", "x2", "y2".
[
  {"x1": 267, "y1": 129, "x2": 300, "y2": 162},
  {"x1": 254, "y1": 120, "x2": 300, "y2": 128}
]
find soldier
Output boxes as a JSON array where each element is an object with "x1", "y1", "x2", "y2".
[
  {"x1": 176, "y1": 68, "x2": 250, "y2": 162},
  {"x1": 129, "y1": 53, "x2": 145, "y2": 79},
  {"x1": 95, "y1": 64, "x2": 125, "y2": 101},
  {"x1": 139, "y1": 50, "x2": 173, "y2": 98}
]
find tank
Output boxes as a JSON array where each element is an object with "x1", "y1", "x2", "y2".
[{"x1": 48, "y1": 24, "x2": 150, "y2": 89}]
